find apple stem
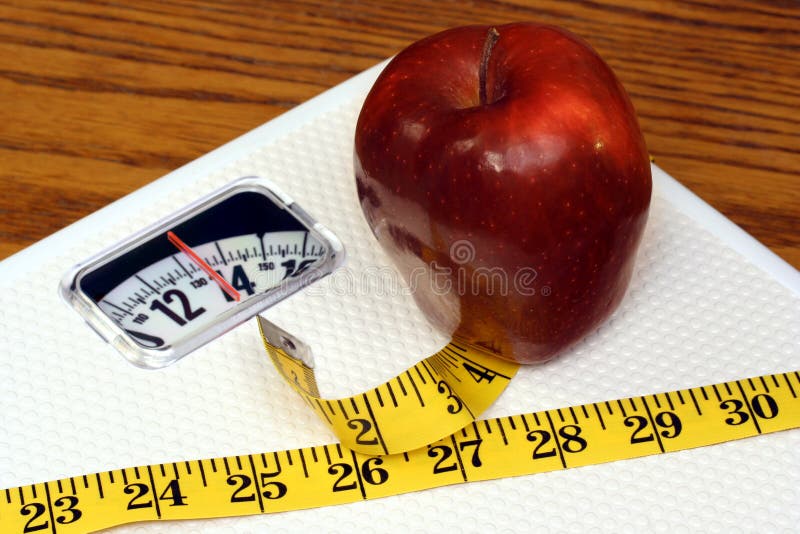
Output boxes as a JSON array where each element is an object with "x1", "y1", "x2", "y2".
[{"x1": 479, "y1": 27, "x2": 500, "y2": 106}]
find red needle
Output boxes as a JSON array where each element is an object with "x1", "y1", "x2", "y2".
[{"x1": 167, "y1": 231, "x2": 241, "y2": 302}]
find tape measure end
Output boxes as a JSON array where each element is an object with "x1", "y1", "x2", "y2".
[{"x1": 257, "y1": 315, "x2": 315, "y2": 368}]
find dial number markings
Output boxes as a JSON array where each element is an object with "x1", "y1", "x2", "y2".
[{"x1": 98, "y1": 231, "x2": 324, "y2": 350}]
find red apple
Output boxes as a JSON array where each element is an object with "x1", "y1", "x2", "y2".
[{"x1": 354, "y1": 23, "x2": 651, "y2": 364}]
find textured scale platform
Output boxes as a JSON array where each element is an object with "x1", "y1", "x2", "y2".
[{"x1": 0, "y1": 64, "x2": 798, "y2": 532}]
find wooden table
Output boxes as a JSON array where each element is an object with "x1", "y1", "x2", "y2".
[{"x1": 1, "y1": 1, "x2": 798, "y2": 269}]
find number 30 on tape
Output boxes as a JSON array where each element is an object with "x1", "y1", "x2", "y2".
[{"x1": 1, "y1": 323, "x2": 798, "y2": 533}]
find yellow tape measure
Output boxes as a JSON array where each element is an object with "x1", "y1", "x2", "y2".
[
  {"x1": 258, "y1": 317, "x2": 520, "y2": 455},
  {"x1": 1, "y1": 320, "x2": 798, "y2": 533}
]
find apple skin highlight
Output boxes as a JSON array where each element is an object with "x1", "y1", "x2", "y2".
[{"x1": 355, "y1": 23, "x2": 652, "y2": 364}]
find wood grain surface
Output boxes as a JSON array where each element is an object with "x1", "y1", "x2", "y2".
[{"x1": 1, "y1": 0, "x2": 798, "y2": 269}]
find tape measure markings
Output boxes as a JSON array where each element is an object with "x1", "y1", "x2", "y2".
[
  {"x1": 2, "y1": 371, "x2": 798, "y2": 533},
  {"x1": 259, "y1": 316, "x2": 520, "y2": 455}
]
